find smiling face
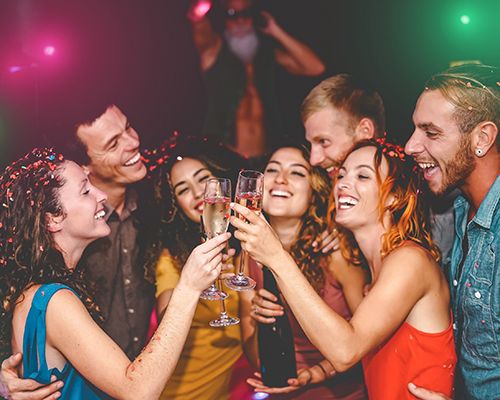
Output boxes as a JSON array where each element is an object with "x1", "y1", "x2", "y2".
[
  {"x1": 76, "y1": 105, "x2": 147, "y2": 187},
  {"x1": 263, "y1": 147, "x2": 313, "y2": 219},
  {"x1": 405, "y1": 90, "x2": 475, "y2": 195},
  {"x1": 334, "y1": 146, "x2": 389, "y2": 231},
  {"x1": 55, "y1": 161, "x2": 110, "y2": 246},
  {"x1": 305, "y1": 107, "x2": 362, "y2": 175},
  {"x1": 170, "y1": 157, "x2": 214, "y2": 223}
]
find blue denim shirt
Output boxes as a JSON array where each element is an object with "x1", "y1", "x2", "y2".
[{"x1": 450, "y1": 176, "x2": 500, "y2": 399}]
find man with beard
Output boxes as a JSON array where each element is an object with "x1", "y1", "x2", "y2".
[
  {"x1": 405, "y1": 63, "x2": 499, "y2": 400},
  {"x1": 188, "y1": 0, "x2": 325, "y2": 159}
]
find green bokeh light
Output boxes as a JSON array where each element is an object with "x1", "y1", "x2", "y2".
[{"x1": 460, "y1": 15, "x2": 470, "y2": 25}]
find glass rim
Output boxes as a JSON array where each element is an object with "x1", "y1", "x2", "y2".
[{"x1": 238, "y1": 169, "x2": 264, "y2": 179}]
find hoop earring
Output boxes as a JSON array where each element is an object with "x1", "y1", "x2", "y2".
[{"x1": 475, "y1": 148, "x2": 484, "y2": 157}]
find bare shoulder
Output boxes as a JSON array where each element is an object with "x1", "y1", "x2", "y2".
[
  {"x1": 380, "y1": 242, "x2": 440, "y2": 283},
  {"x1": 46, "y1": 288, "x2": 88, "y2": 322}
]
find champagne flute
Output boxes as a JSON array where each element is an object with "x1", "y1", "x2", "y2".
[
  {"x1": 209, "y1": 277, "x2": 240, "y2": 327},
  {"x1": 224, "y1": 170, "x2": 263, "y2": 291},
  {"x1": 200, "y1": 178, "x2": 231, "y2": 301}
]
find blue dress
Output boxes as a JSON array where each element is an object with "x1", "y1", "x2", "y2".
[{"x1": 23, "y1": 283, "x2": 111, "y2": 399}]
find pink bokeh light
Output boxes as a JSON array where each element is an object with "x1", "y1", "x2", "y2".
[{"x1": 43, "y1": 45, "x2": 56, "y2": 56}]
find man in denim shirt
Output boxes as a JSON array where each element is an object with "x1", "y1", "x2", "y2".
[{"x1": 405, "y1": 64, "x2": 499, "y2": 399}]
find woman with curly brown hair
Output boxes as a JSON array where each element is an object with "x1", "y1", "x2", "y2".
[
  {"x1": 231, "y1": 139, "x2": 457, "y2": 400},
  {"x1": 0, "y1": 148, "x2": 229, "y2": 399},
  {"x1": 240, "y1": 145, "x2": 368, "y2": 399}
]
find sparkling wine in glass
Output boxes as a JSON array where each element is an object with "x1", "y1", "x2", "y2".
[
  {"x1": 199, "y1": 178, "x2": 231, "y2": 301},
  {"x1": 225, "y1": 170, "x2": 263, "y2": 291}
]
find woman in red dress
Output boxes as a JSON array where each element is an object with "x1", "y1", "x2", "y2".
[{"x1": 230, "y1": 139, "x2": 457, "y2": 399}]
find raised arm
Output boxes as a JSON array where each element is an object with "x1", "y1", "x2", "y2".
[
  {"x1": 260, "y1": 11, "x2": 325, "y2": 76},
  {"x1": 47, "y1": 233, "x2": 229, "y2": 400},
  {"x1": 230, "y1": 203, "x2": 430, "y2": 372}
]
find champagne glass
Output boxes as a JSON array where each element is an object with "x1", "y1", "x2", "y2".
[
  {"x1": 224, "y1": 170, "x2": 263, "y2": 291},
  {"x1": 209, "y1": 278, "x2": 240, "y2": 327},
  {"x1": 200, "y1": 178, "x2": 231, "y2": 301}
]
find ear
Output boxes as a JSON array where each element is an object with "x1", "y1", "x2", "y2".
[
  {"x1": 355, "y1": 118, "x2": 376, "y2": 140},
  {"x1": 82, "y1": 165, "x2": 91, "y2": 175},
  {"x1": 46, "y1": 212, "x2": 64, "y2": 233},
  {"x1": 471, "y1": 121, "x2": 498, "y2": 157}
]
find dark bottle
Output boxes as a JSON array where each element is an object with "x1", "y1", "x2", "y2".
[{"x1": 257, "y1": 267, "x2": 297, "y2": 387}]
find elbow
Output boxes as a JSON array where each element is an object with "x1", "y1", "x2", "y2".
[{"x1": 327, "y1": 349, "x2": 360, "y2": 373}]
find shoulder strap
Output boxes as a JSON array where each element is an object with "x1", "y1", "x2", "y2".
[{"x1": 23, "y1": 283, "x2": 77, "y2": 383}]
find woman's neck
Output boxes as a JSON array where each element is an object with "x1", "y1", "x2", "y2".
[
  {"x1": 53, "y1": 235, "x2": 87, "y2": 270},
  {"x1": 269, "y1": 216, "x2": 302, "y2": 252},
  {"x1": 352, "y1": 222, "x2": 386, "y2": 281}
]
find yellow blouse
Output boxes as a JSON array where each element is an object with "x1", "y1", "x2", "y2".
[{"x1": 156, "y1": 249, "x2": 242, "y2": 400}]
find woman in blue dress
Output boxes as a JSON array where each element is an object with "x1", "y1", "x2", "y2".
[{"x1": 0, "y1": 148, "x2": 229, "y2": 399}]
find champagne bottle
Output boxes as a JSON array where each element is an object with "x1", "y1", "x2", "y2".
[{"x1": 257, "y1": 267, "x2": 297, "y2": 387}]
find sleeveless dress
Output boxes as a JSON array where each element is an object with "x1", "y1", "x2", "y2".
[
  {"x1": 362, "y1": 318, "x2": 457, "y2": 399},
  {"x1": 23, "y1": 283, "x2": 110, "y2": 399},
  {"x1": 249, "y1": 259, "x2": 367, "y2": 399}
]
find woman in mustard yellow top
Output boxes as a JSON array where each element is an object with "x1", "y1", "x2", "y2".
[{"x1": 147, "y1": 138, "x2": 245, "y2": 400}]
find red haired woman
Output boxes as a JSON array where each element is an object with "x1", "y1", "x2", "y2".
[{"x1": 230, "y1": 139, "x2": 457, "y2": 399}]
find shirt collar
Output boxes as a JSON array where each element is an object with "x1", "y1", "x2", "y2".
[{"x1": 103, "y1": 188, "x2": 138, "y2": 222}]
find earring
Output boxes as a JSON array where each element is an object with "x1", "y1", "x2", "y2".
[{"x1": 475, "y1": 148, "x2": 483, "y2": 157}]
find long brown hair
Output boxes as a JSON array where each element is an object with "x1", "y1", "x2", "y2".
[
  {"x1": 0, "y1": 149, "x2": 101, "y2": 361},
  {"x1": 266, "y1": 145, "x2": 332, "y2": 293}
]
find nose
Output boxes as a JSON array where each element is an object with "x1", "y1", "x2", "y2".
[
  {"x1": 125, "y1": 127, "x2": 140, "y2": 149},
  {"x1": 193, "y1": 182, "x2": 204, "y2": 200},
  {"x1": 309, "y1": 145, "x2": 324, "y2": 167},
  {"x1": 404, "y1": 129, "x2": 422, "y2": 157},
  {"x1": 275, "y1": 170, "x2": 287, "y2": 184},
  {"x1": 93, "y1": 186, "x2": 108, "y2": 204}
]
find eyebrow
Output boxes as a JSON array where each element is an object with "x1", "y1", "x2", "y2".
[
  {"x1": 267, "y1": 160, "x2": 310, "y2": 171},
  {"x1": 102, "y1": 120, "x2": 130, "y2": 150},
  {"x1": 417, "y1": 122, "x2": 443, "y2": 132},
  {"x1": 339, "y1": 164, "x2": 376, "y2": 173},
  {"x1": 173, "y1": 168, "x2": 211, "y2": 191}
]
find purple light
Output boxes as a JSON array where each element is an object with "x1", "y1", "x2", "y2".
[
  {"x1": 43, "y1": 46, "x2": 56, "y2": 56},
  {"x1": 8, "y1": 66, "x2": 23, "y2": 74},
  {"x1": 252, "y1": 393, "x2": 269, "y2": 400}
]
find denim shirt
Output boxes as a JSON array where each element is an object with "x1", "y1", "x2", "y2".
[{"x1": 450, "y1": 176, "x2": 500, "y2": 399}]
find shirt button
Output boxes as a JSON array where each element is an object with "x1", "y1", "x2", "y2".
[
  {"x1": 453, "y1": 323, "x2": 457, "y2": 330},
  {"x1": 128, "y1": 308, "x2": 135, "y2": 314},
  {"x1": 124, "y1": 278, "x2": 131, "y2": 285},
  {"x1": 133, "y1": 336, "x2": 139, "y2": 342},
  {"x1": 474, "y1": 291, "x2": 481, "y2": 299},
  {"x1": 452, "y1": 279, "x2": 458, "y2": 287},
  {"x1": 122, "y1": 248, "x2": 128, "y2": 254}
]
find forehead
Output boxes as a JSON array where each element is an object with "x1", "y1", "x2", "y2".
[
  {"x1": 268, "y1": 147, "x2": 308, "y2": 166},
  {"x1": 170, "y1": 157, "x2": 209, "y2": 183},
  {"x1": 304, "y1": 107, "x2": 353, "y2": 140},
  {"x1": 58, "y1": 161, "x2": 86, "y2": 190},
  {"x1": 343, "y1": 146, "x2": 388, "y2": 175},
  {"x1": 413, "y1": 90, "x2": 457, "y2": 128},
  {"x1": 77, "y1": 105, "x2": 126, "y2": 148}
]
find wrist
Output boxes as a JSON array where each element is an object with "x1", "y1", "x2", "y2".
[{"x1": 175, "y1": 280, "x2": 202, "y2": 298}]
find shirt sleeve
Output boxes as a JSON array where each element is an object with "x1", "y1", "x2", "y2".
[{"x1": 155, "y1": 249, "x2": 181, "y2": 298}]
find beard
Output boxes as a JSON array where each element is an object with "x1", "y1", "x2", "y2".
[
  {"x1": 438, "y1": 134, "x2": 475, "y2": 195},
  {"x1": 224, "y1": 26, "x2": 259, "y2": 64}
]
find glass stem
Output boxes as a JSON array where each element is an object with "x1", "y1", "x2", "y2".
[
  {"x1": 238, "y1": 250, "x2": 249, "y2": 277},
  {"x1": 217, "y1": 279, "x2": 227, "y2": 316}
]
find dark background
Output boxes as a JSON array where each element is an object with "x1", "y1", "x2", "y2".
[{"x1": 0, "y1": 0, "x2": 498, "y2": 167}]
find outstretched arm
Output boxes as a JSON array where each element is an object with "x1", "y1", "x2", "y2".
[
  {"x1": 260, "y1": 11, "x2": 325, "y2": 76},
  {"x1": 47, "y1": 233, "x2": 229, "y2": 400},
  {"x1": 230, "y1": 203, "x2": 428, "y2": 372}
]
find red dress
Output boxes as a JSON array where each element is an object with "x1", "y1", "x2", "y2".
[{"x1": 362, "y1": 319, "x2": 456, "y2": 399}]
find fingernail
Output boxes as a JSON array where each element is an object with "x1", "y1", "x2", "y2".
[
  {"x1": 54, "y1": 393, "x2": 61, "y2": 399},
  {"x1": 57, "y1": 381, "x2": 64, "y2": 388},
  {"x1": 50, "y1": 375, "x2": 57, "y2": 382},
  {"x1": 408, "y1": 382, "x2": 416, "y2": 389}
]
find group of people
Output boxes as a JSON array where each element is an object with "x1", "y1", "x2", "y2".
[{"x1": 0, "y1": 1, "x2": 498, "y2": 398}]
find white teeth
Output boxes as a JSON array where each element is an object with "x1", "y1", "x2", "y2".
[
  {"x1": 337, "y1": 196, "x2": 358, "y2": 209},
  {"x1": 418, "y1": 162, "x2": 436, "y2": 169},
  {"x1": 270, "y1": 190, "x2": 292, "y2": 198},
  {"x1": 124, "y1": 152, "x2": 141, "y2": 166},
  {"x1": 94, "y1": 210, "x2": 106, "y2": 220},
  {"x1": 326, "y1": 166, "x2": 335, "y2": 173}
]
